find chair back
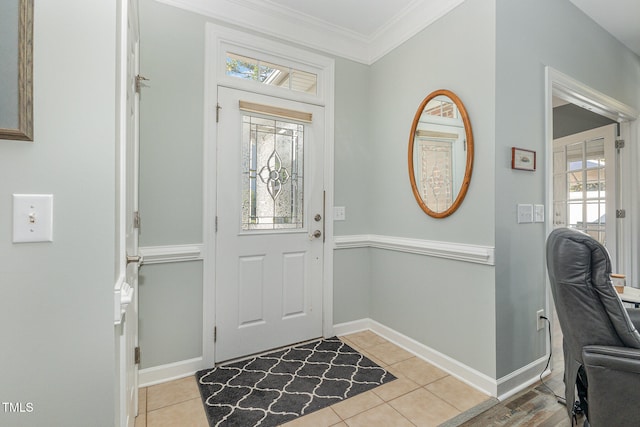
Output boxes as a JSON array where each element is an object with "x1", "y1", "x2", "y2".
[{"x1": 546, "y1": 228, "x2": 640, "y2": 356}]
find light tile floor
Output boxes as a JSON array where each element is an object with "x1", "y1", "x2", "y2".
[{"x1": 135, "y1": 331, "x2": 491, "y2": 427}]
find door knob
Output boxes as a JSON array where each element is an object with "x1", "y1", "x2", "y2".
[{"x1": 311, "y1": 230, "x2": 322, "y2": 239}]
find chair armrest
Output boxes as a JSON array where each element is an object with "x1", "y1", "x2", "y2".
[
  {"x1": 583, "y1": 345, "x2": 640, "y2": 371},
  {"x1": 625, "y1": 307, "x2": 640, "y2": 331},
  {"x1": 582, "y1": 345, "x2": 640, "y2": 426}
]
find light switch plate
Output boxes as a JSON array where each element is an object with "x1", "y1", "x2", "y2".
[
  {"x1": 13, "y1": 194, "x2": 54, "y2": 243},
  {"x1": 517, "y1": 204, "x2": 533, "y2": 224},
  {"x1": 334, "y1": 206, "x2": 346, "y2": 221},
  {"x1": 534, "y1": 204, "x2": 545, "y2": 222}
]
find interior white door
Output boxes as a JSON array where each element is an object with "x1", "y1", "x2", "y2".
[
  {"x1": 553, "y1": 123, "x2": 617, "y2": 266},
  {"x1": 116, "y1": 0, "x2": 141, "y2": 426},
  {"x1": 215, "y1": 87, "x2": 325, "y2": 363}
]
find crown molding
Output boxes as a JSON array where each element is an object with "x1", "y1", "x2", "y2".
[
  {"x1": 153, "y1": 0, "x2": 466, "y2": 65},
  {"x1": 367, "y1": 0, "x2": 466, "y2": 63}
]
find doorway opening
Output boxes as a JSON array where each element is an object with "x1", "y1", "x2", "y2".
[{"x1": 545, "y1": 67, "x2": 639, "y2": 374}]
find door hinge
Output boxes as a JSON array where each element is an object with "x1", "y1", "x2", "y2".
[
  {"x1": 216, "y1": 103, "x2": 222, "y2": 123},
  {"x1": 134, "y1": 347, "x2": 141, "y2": 365},
  {"x1": 215, "y1": 216, "x2": 218, "y2": 232},
  {"x1": 616, "y1": 209, "x2": 626, "y2": 218},
  {"x1": 616, "y1": 139, "x2": 625, "y2": 149},
  {"x1": 135, "y1": 75, "x2": 149, "y2": 93},
  {"x1": 133, "y1": 211, "x2": 141, "y2": 229},
  {"x1": 214, "y1": 326, "x2": 217, "y2": 342}
]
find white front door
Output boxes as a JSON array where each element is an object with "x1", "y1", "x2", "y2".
[
  {"x1": 116, "y1": 0, "x2": 140, "y2": 425},
  {"x1": 215, "y1": 87, "x2": 325, "y2": 362}
]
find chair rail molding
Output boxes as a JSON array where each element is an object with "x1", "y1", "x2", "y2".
[
  {"x1": 334, "y1": 234, "x2": 495, "y2": 266},
  {"x1": 138, "y1": 244, "x2": 204, "y2": 264}
]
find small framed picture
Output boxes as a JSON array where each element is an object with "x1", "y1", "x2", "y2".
[{"x1": 511, "y1": 147, "x2": 536, "y2": 171}]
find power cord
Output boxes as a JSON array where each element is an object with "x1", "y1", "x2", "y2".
[{"x1": 538, "y1": 315, "x2": 567, "y2": 405}]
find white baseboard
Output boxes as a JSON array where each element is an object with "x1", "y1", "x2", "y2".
[
  {"x1": 139, "y1": 319, "x2": 551, "y2": 398},
  {"x1": 333, "y1": 318, "x2": 371, "y2": 337},
  {"x1": 138, "y1": 357, "x2": 204, "y2": 388},
  {"x1": 496, "y1": 357, "x2": 551, "y2": 400},
  {"x1": 334, "y1": 318, "x2": 551, "y2": 400}
]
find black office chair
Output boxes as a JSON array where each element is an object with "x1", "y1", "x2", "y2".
[{"x1": 546, "y1": 228, "x2": 640, "y2": 427}]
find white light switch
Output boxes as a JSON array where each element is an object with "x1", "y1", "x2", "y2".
[
  {"x1": 534, "y1": 204, "x2": 545, "y2": 223},
  {"x1": 334, "y1": 206, "x2": 346, "y2": 221},
  {"x1": 517, "y1": 204, "x2": 533, "y2": 224},
  {"x1": 13, "y1": 194, "x2": 54, "y2": 243}
]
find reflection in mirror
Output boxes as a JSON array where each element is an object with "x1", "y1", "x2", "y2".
[
  {"x1": 0, "y1": 0, "x2": 33, "y2": 141},
  {"x1": 408, "y1": 90, "x2": 473, "y2": 218}
]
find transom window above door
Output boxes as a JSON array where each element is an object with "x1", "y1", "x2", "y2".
[
  {"x1": 212, "y1": 28, "x2": 331, "y2": 105},
  {"x1": 226, "y1": 52, "x2": 318, "y2": 95}
]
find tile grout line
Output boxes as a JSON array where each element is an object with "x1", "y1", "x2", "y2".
[{"x1": 145, "y1": 331, "x2": 487, "y2": 426}]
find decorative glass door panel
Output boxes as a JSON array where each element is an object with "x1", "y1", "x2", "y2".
[
  {"x1": 242, "y1": 115, "x2": 304, "y2": 230},
  {"x1": 416, "y1": 139, "x2": 453, "y2": 212}
]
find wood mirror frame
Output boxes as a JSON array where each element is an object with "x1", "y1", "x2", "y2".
[
  {"x1": 408, "y1": 89, "x2": 473, "y2": 218},
  {"x1": 0, "y1": 0, "x2": 33, "y2": 141}
]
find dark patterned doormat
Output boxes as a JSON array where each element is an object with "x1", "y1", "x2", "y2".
[{"x1": 196, "y1": 336, "x2": 395, "y2": 427}]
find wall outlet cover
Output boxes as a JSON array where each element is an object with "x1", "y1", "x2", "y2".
[
  {"x1": 536, "y1": 309, "x2": 545, "y2": 331},
  {"x1": 517, "y1": 204, "x2": 533, "y2": 223},
  {"x1": 534, "y1": 204, "x2": 545, "y2": 222}
]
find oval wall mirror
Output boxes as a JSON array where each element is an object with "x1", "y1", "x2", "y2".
[
  {"x1": 408, "y1": 89, "x2": 474, "y2": 218},
  {"x1": 409, "y1": 89, "x2": 473, "y2": 218}
]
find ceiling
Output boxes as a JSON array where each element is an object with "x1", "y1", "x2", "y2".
[
  {"x1": 568, "y1": 0, "x2": 640, "y2": 57},
  {"x1": 157, "y1": 0, "x2": 640, "y2": 63}
]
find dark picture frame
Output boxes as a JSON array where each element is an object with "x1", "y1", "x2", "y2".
[{"x1": 511, "y1": 147, "x2": 536, "y2": 171}]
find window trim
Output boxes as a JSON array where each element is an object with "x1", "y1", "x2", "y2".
[{"x1": 211, "y1": 26, "x2": 331, "y2": 106}]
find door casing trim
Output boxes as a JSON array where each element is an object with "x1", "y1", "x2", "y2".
[
  {"x1": 544, "y1": 66, "x2": 639, "y2": 366},
  {"x1": 202, "y1": 24, "x2": 335, "y2": 367}
]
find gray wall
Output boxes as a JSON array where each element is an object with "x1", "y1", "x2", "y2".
[
  {"x1": 137, "y1": 0, "x2": 640, "y2": 389},
  {"x1": 333, "y1": 57, "x2": 373, "y2": 324},
  {"x1": 0, "y1": 1, "x2": 117, "y2": 426},
  {"x1": 495, "y1": 0, "x2": 640, "y2": 377},
  {"x1": 553, "y1": 103, "x2": 617, "y2": 139},
  {"x1": 139, "y1": 261, "x2": 203, "y2": 368},
  {"x1": 333, "y1": 248, "x2": 372, "y2": 324},
  {"x1": 139, "y1": 1, "x2": 204, "y2": 247},
  {"x1": 366, "y1": 0, "x2": 497, "y2": 377},
  {"x1": 138, "y1": 0, "x2": 206, "y2": 369}
]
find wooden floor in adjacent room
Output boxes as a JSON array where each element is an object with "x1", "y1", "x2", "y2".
[
  {"x1": 458, "y1": 309, "x2": 585, "y2": 427},
  {"x1": 458, "y1": 370, "x2": 580, "y2": 426}
]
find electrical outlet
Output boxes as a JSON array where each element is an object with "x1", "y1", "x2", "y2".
[
  {"x1": 334, "y1": 206, "x2": 346, "y2": 221},
  {"x1": 536, "y1": 309, "x2": 545, "y2": 331}
]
